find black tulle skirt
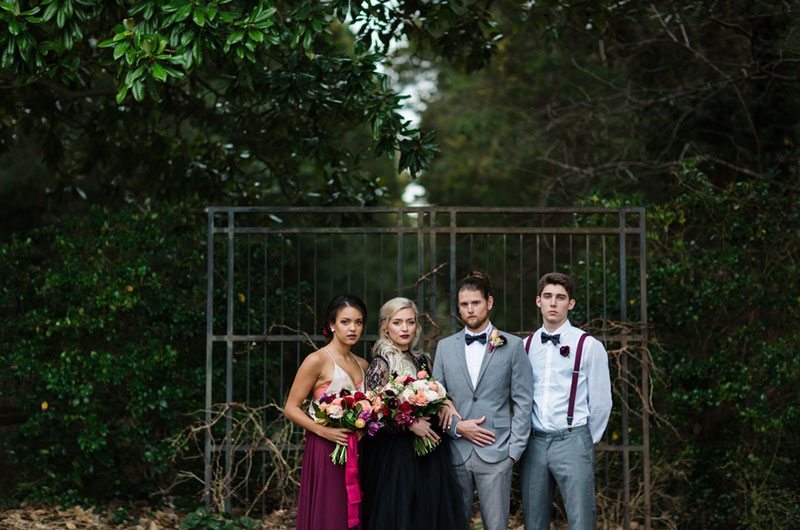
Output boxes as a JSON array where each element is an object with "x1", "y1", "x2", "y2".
[{"x1": 360, "y1": 429, "x2": 467, "y2": 530}]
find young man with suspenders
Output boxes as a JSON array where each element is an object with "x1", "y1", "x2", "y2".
[{"x1": 520, "y1": 272, "x2": 612, "y2": 530}]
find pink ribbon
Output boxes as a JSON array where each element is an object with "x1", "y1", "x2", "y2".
[{"x1": 345, "y1": 433, "x2": 361, "y2": 528}]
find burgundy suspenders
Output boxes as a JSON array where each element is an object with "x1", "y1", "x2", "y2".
[
  {"x1": 567, "y1": 333, "x2": 590, "y2": 431},
  {"x1": 525, "y1": 331, "x2": 590, "y2": 431}
]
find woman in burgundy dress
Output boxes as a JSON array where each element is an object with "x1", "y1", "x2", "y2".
[{"x1": 284, "y1": 294, "x2": 370, "y2": 530}]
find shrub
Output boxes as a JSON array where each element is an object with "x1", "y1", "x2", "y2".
[
  {"x1": 647, "y1": 163, "x2": 800, "y2": 528},
  {"x1": 0, "y1": 203, "x2": 206, "y2": 500}
]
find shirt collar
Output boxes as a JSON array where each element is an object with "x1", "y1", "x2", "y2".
[
  {"x1": 539, "y1": 319, "x2": 571, "y2": 336},
  {"x1": 465, "y1": 322, "x2": 493, "y2": 337}
]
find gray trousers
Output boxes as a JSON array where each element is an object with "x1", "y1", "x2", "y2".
[
  {"x1": 520, "y1": 425, "x2": 597, "y2": 530},
  {"x1": 452, "y1": 451, "x2": 514, "y2": 530}
]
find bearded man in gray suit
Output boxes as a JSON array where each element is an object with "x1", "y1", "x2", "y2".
[{"x1": 433, "y1": 270, "x2": 534, "y2": 530}]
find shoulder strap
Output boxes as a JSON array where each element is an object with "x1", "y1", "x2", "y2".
[
  {"x1": 524, "y1": 334, "x2": 534, "y2": 354},
  {"x1": 324, "y1": 347, "x2": 346, "y2": 378},
  {"x1": 567, "y1": 333, "x2": 590, "y2": 431},
  {"x1": 356, "y1": 353, "x2": 366, "y2": 380},
  {"x1": 322, "y1": 347, "x2": 336, "y2": 362}
]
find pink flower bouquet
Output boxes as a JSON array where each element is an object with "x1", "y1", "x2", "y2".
[
  {"x1": 380, "y1": 369, "x2": 449, "y2": 456},
  {"x1": 312, "y1": 389, "x2": 382, "y2": 464}
]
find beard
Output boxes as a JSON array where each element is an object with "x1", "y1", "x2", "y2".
[{"x1": 462, "y1": 314, "x2": 489, "y2": 332}]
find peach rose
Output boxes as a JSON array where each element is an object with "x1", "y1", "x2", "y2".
[{"x1": 411, "y1": 392, "x2": 429, "y2": 405}]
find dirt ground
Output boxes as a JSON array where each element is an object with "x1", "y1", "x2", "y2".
[
  {"x1": 0, "y1": 504, "x2": 295, "y2": 530},
  {"x1": 0, "y1": 503, "x2": 608, "y2": 529}
]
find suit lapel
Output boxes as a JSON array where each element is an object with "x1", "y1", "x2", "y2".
[
  {"x1": 453, "y1": 331, "x2": 474, "y2": 392},
  {"x1": 474, "y1": 330, "x2": 498, "y2": 389}
]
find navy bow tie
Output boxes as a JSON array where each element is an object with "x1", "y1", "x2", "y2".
[
  {"x1": 465, "y1": 333, "x2": 487, "y2": 345},
  {"x1": 541, "y1": 332, "x2": 560, "y2": 346}
]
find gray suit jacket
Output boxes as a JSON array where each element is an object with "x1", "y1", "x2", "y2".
[{"x1": 433, "y1": 328, "x2": 534, "y2": 465}]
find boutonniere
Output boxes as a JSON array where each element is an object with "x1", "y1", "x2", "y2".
[
  {"x1": 488, "y1": 329, "x2": 507, "y2": 352},
  {"x1": 559, "y1": 345, "x2": 570, "y2": 358}
]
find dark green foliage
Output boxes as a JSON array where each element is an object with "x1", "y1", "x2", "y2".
[
  {"x1": 576, "y1": 161, "x2": 800, "y2": 528},
  {"x1": 0, "y1": 203, "x2": 206, "y2": 499},
  {"x1": 0, "y1": 0, "x2": 502, "y2": 234},
  {"x1": 181, "y1": 510, "x2": 260, "y2": 530},
  {"x1": 646, "y1": 163, "x2": 800, "y2": 528},
  {"x1": 419, "y1": 0, "x2": 799, "y2": 206}
]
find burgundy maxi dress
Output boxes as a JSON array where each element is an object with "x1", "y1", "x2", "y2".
[{"x1": 296, "y1": 352, "x2": 364, "y2": 530}]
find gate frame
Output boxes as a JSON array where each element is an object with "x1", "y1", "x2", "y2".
[{"x1": 204, "y1": 206, "x2": 651, "y2": 529}]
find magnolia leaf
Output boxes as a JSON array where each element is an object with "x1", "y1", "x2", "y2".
[
  {"x1": 131, "y1": 80, "x2": 144, "y2": 101},
  {"x1": 227, "y1": 29, "x2": 245, "y2": 45},
  {"x1": 115, "y1": 84, "x2": 128, "y2": 104},
  {"x1": 151, "y1": 62, "x2": 167, "y2": 82},
  {"x1": 112, "y1": 41, "x2": 129, "y2": 60}
]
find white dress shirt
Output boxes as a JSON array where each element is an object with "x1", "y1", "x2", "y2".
[
  {"x1": 528, "y1": 320, "x2": 612, "y2": 443},
  {"x1": 465, "y1": 323, "x2": 493, "y2": 388}
]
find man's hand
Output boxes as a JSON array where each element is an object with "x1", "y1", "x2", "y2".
[
  {"x1": 456, "y1": 416, "x2": 496, "y2": 447},
  {"x1": 437, "y1": 399, "x2": 461, "y2": 430}
]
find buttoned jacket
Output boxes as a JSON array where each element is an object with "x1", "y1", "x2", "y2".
[{"x1": 433, "y1": 329, "x2": 533, "y2": 464}]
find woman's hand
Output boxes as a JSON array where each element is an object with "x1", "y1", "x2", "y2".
[
  {"x1": 318, "y1": 426, "x2": 354, "y2": 445},
  {"x1": 437, "y1": 399, "x2": 461, "y2": 430},
  {"x1": 409, "y1": 417, "x2": 441, "y2": 443}
]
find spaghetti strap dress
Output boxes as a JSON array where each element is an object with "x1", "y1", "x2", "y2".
[{"x1": 296, "y1": 351, "x2": 365, "y2": 530}]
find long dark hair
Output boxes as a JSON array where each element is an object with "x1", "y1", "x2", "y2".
[
  {"x1": 457, "y1": 269, "x2": 493, "y2": 300},
  {"x1": 321, "y1": 294, "x2": 368, "y2": 339}
]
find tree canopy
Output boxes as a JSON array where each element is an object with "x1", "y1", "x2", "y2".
[
  {"x1": 0, "y1": 0, "x2": 507, "y2": 232},
  {"x1": 418, "y1": 0, "x2": 799, "y2": 205}
]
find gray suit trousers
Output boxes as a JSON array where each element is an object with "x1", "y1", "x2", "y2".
[
  {"x1": 520, "y1": 425, "x2": 597, "y2": 530},
  {"x1": 452, "y1": 451, "x2": 514, "y2": 530}
]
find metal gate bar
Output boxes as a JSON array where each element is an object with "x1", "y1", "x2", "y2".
[{"x1": 204, "y1": 206, "x2": 651, "y2": 528}]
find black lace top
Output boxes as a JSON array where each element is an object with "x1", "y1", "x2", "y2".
[
  {"x1": 365, "y1": 352, "x2": 432, "y2": 434},
  {"x1": 365, "y1": 353, "x2": 432, "y2": 391}
]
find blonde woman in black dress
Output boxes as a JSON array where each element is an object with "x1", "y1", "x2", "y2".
[{"x1": 360, "y1": 297, "x2": 466, "y2": 530}]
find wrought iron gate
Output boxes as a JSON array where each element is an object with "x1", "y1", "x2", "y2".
[{"x1": 205, "y1": 206, "x2": 651, "y2": 528}]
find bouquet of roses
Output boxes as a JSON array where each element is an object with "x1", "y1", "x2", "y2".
[
  {"x1": 311, "y1": 389, "x2": 382, "y2": 464},
  {"x1": 380, "y1": 369, "x2": 448, "y2": 456}
]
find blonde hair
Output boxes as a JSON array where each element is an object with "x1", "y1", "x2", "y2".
[{"x1": 370, "y1": 297, "x2": 424, "y2": 366}]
